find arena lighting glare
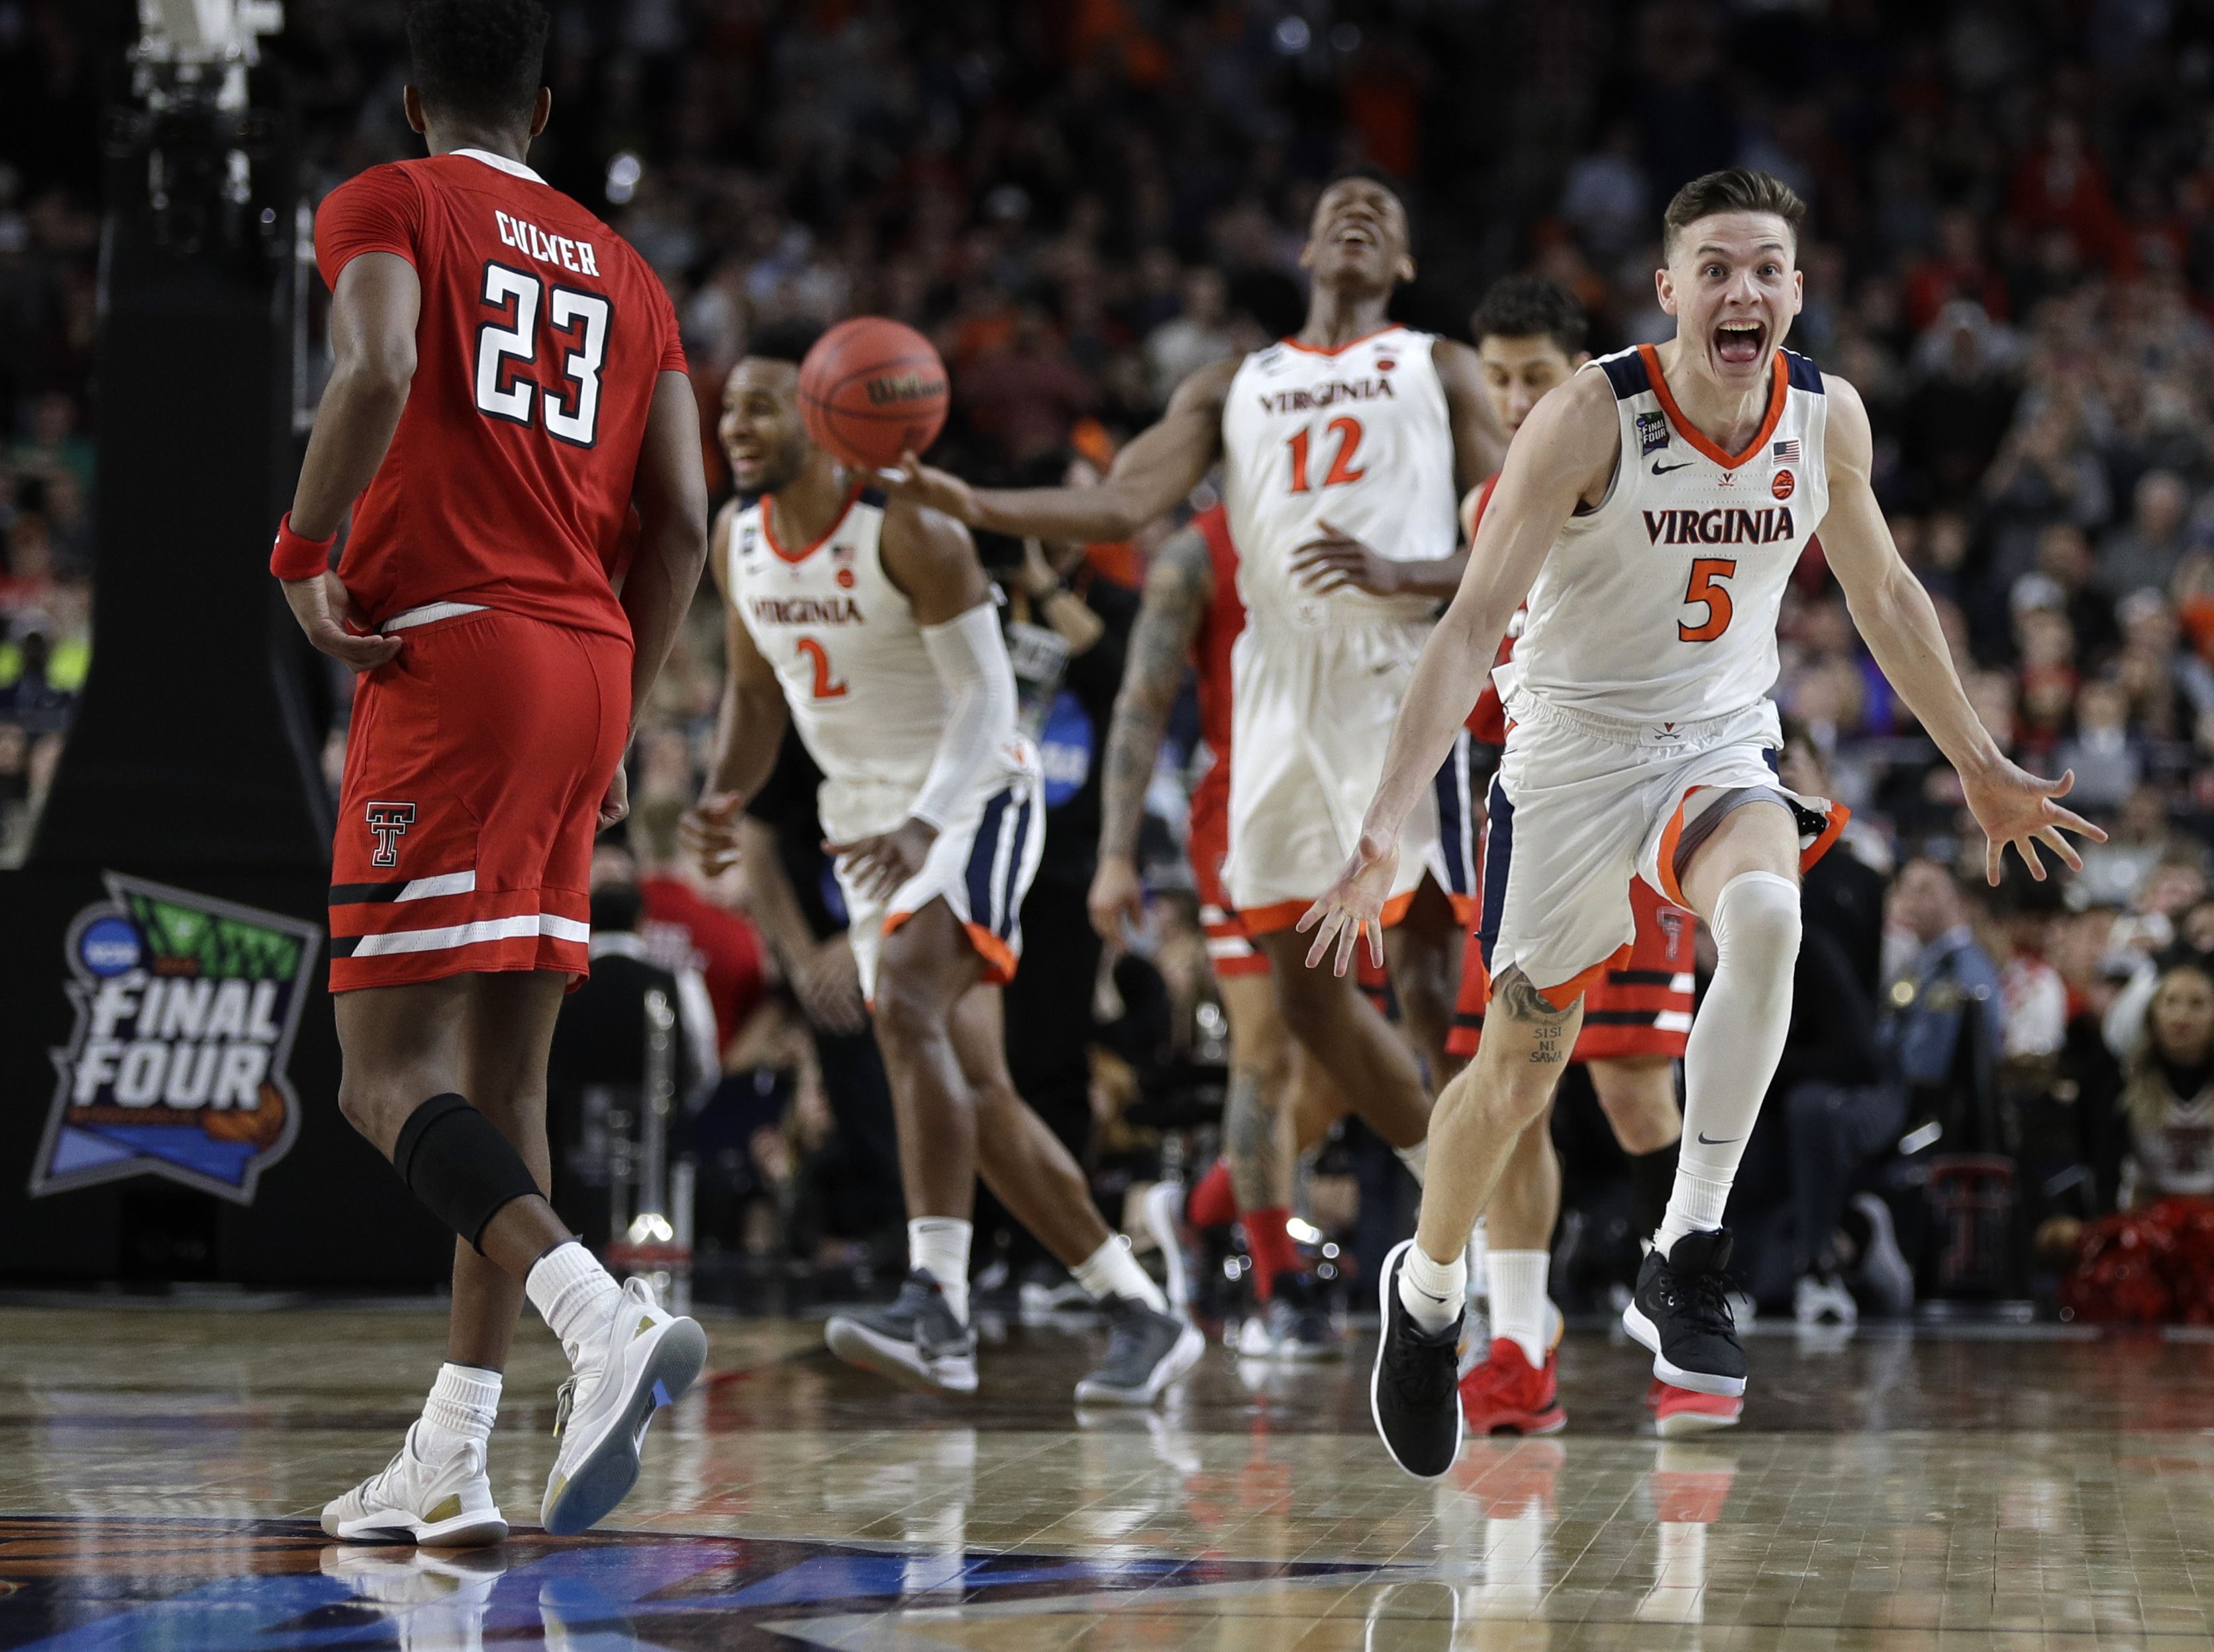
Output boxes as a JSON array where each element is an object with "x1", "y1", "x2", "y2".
[{"x1": 118, "y1": 0, "x2": 289, "y2": 258}]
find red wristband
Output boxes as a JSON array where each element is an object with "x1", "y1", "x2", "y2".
[{"x1": 270, "y1": 512, "x2": 336, "y2": 581}]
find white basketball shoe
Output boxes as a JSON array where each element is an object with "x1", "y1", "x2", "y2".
[
  {"x1": 321, "y1": 1423, "x2": 508, "y2": 1549},
  {"x1": 540, "y1": 1275, "x2": 708, "y2": 1535}
]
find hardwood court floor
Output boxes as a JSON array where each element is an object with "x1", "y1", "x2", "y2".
[{"x1": 5, "y1": 1298, "x2": 2214, "y2": 1648}]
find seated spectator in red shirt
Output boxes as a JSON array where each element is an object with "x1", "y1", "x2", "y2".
[
  {"x1": 2008, "y1": 113, "x2": 2125, "y2": 270},
  {"x1": 1906, "y1": 207, "x2": 2010, "y2": 333}
]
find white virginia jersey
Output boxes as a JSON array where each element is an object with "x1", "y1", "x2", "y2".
[
  {"x1": 731, "y1": 486, "x2": 975, "y2": 838},
  {"x1": 1503, "y1": 343, "x2": 1830, "y2": 728},
  {"x1": 1221, "y1": 326, "x2": 1460, "y2": 628}
]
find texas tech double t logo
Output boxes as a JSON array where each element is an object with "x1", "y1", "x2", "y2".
[{"x1": 365, "y1": 801, "x2": 417, "y2": 869}]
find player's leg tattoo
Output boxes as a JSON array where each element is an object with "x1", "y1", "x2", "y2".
[{"x1": 1488, "y1": 967, "x2": 1575, "y2": 1067}]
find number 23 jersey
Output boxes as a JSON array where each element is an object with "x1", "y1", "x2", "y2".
[
  {"x1": 1503, "y1": 344, "x2": 1829, "y2": 729},
  {"x1": 313, "y1": 148, "x2": 686, "y2": 640}
]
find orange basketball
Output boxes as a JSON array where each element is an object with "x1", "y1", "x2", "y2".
[{"x1": 798, "y1": 317, "x2": 949, "y2": 470}]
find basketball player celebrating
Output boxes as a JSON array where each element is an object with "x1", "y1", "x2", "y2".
[
  {"x1": 1448, "y1": 278, "x2": 1715, "y2": 1438},
  {"x1": 1303, "y1": 169, "x2": 2103, "y2": 1479},
  {"x1": 682, "y1": 326, "x2": 1201, "y2": 1406},
  {"x1": 891, "y1": 173, "x2": 1507, "y2": 1192},
  {"x1": 275, "y1": 1, "x2": 710, "y2": 1541}
]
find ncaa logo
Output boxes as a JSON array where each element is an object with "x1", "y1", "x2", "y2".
[
  {"x1": 366, "y1": 801, "x2": 416, "y2": 869},
  {"x1": 1772, "y1": 468, "x2": 1795, "y2": 500}
]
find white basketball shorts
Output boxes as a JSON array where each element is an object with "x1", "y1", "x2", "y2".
[
  {"x1": 1474, "y1": 695, "x2": 1846, "y2": 1006},
  {"x1": 1223, "y1": 617, "x2": 1470, "y2": 934}
]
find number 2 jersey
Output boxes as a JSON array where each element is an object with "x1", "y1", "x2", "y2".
[
  {"x1": 727, "y1": 485, "x2": 1033, "y2": 845},
  {"x1": 312, "y1": 148, "x2": 686, "y2": 640},
  {"x1": 1500, "y1": 343, "x2": 1829, "y2": 729}
]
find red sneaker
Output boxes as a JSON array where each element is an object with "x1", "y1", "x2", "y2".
[
  {"x1": 1647, "y1": 1377, "x2": 1742, "y2": 1438},
  {"x1": 1647, "y1": 1440, "x2": 1738, "y2": 1524},
  {"x1": 1450, "y1": 1435, "x2": 1566, "y2": 1517},
  {"x1": 1456, "y1": 1338, "x2": 1566, "y2": 1435}
]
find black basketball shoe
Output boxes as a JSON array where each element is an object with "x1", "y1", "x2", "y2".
[
  {"x1": 1370, "y1": 1239, "x2": 1465, "y2": 1479},
  {"x1": 1623, "y1": 1229, "x2": 1746, "y2": 1398}
]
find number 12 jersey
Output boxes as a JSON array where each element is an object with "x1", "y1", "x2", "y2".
[{"x1": 313, "y1": 148, "x2": 686, "y2": 640}]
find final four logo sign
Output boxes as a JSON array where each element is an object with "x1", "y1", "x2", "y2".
[{"x1": 30, "y1": 875, "x2": 321, "y2": 1204}]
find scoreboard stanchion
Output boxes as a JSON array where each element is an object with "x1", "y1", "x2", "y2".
[{"x1": 0, "y1": 34, "x2": 450, "y2": 1288}]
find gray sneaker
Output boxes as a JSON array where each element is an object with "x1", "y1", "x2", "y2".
[
  {"x1": 1236, "y1": 1271, "x2": 1340, "y2": 1361},
  {"x1": 1073, "y1": 1295, "x2": 1205, "y2": 1406},
  {"x1": 825, "y1": 1271, "x2": 977, "y2": 1394}
]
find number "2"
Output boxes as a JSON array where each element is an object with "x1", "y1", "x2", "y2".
[
  {"x1": 1678, "y1": 558, "x2": 1736, "y2": 642},
  {"x1": 1286, "y1": 416, "x2": 1367, "y2": 493},
  {"x1": 795, "y1": 637, "x2": 846, "y2": 699}
]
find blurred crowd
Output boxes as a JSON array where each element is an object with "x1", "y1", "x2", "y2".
[{"x1": 15, "y1": 0, "x2": 2214, "y2": 1312}]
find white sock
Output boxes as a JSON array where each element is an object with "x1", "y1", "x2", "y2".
[
  {"x1": 1397, "y1": 1243, "x2": 1466, "y2": 1333},
  {"x1": 524, "y1": 1239, "x2": 621, "y2": 1370},
  {"x1": 909, "y1": 1218, "x2": 972, "y2": 1324},
  {"x1": 1466, "y1": 1218, "x2": 1489, "y2": 1305},
  {"x1": 1488, "y1": 1251, "x2": 1551, "y2": 1369},
  {"x1": 417, "y1": 1362, "x2": 501, "y2": 1462},
  {"x1": 1658, "y1": 870, "x2": 1800, "y2": 1252},
  {"x1": 1072, "y1": 1235, "x2": 1168, "y2": 1312},
  {"x1": 1396, "y1": 1140, "x2": 1429, "y2": 1185}
]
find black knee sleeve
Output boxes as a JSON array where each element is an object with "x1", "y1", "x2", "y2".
[
  {"x1": 1629, "y1": 1139, "x2": 1681, "y2": 1241},
  {"x1": 392, "y1": 1093, "x2": 540, "y2": 1253}
]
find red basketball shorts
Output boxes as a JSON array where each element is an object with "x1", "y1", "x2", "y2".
[
  {"x1": 1448, "y1": 877, "x2": 1696, "y2": 1063},
  {"x1": 1189, "y1": 763, "x2": 1269, "y2": 981},
  {"x1": 328, "y1": 607, "x2": 630, "y2": 993}
]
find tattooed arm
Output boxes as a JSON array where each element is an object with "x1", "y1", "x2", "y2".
[{"x1": 1086, "y1": 524, "x2": 1215, "y2": 940}]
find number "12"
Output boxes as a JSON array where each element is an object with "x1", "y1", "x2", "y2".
[{"x1": 1286, "y1": 416, "x2": 1366, "y2": 493}]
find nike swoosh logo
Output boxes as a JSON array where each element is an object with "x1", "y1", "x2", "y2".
[
  {"x1": 1696, "y1": 1131, "x2": 1740, "y2": 1145},
  {"x1": 1651, "y1": 460, "x2": 1695, "y2": 475}
]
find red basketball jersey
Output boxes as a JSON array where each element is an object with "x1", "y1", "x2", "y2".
[{"x1": 313, "y1": 149, "x2": 687, "y2": 639}]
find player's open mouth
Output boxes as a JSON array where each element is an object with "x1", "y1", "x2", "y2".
[
  {"x1": 1713, "y1": 321, "x2": 1765, "y2": 365},
  {"x1": 1331, "y1": 221, "x2": 1379, "y2": 250}
]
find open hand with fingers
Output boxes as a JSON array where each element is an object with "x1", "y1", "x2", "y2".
[
  {"x1": 280, "y1": 571, "x2": 401, "y2": 674},
  {"x1": 1962, "y1": 759, "x2": 2107, "y2": 884},
  {"x1": 679, "y1": 790, "x2": 747, "y2": 877},
  {"x1": 828, "y1": 817, "x2": 938, "y2": 901},
  {"x1": 1288, "y1": 518, "x2": 1400, "y2": 597},
  {"x1": 1295, "y1": 828, "x2": 1399, "y2": 975}
]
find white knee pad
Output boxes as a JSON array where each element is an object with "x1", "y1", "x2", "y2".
[{"x1": 1711, "y1": 870, "x2": 1801, "y2": 977}]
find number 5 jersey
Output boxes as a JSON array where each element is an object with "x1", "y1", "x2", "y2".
[{"x1": 313, "y1": 148, "x2": 687, "y2": 640}]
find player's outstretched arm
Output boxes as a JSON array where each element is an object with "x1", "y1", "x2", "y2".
[
  {"x1": 1819, "y1": 375, "x2": 2106, "y2": 884},
  {"x1": 829, "y1": 505, "x2": 1019, "y2": 899},
  {"x1": 1298, "y1": 371, "x2": 1614, "y2": 974},
  {"x1": 1090, "y1": 523, "x2": 1214, "y2": 939},
  {"x1": 1435, "y1": 338, "x2": 1511, "y2": 493},
  {"x1": 885, "y1": 358, "x2": 1236, "y2": 542},
  {"x1": 278, "y1": 250, "x2": 422, "y2": 673},
  {"x1": 683, "y1": 505, "x2": 792, "y2": 875}
]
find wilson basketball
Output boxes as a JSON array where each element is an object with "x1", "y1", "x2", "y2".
[{"x1": 797, "y1": 317, "x2": 950, "y2": 469}]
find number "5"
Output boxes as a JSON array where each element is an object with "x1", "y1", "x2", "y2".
[{"x1": 1678, "y1": 558, "x2": 1736, "y2": 642}]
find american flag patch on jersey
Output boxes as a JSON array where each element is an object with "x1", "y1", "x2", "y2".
[{"x1": 1773, "y1": 438, "x2": 1801, "y2": 462}]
